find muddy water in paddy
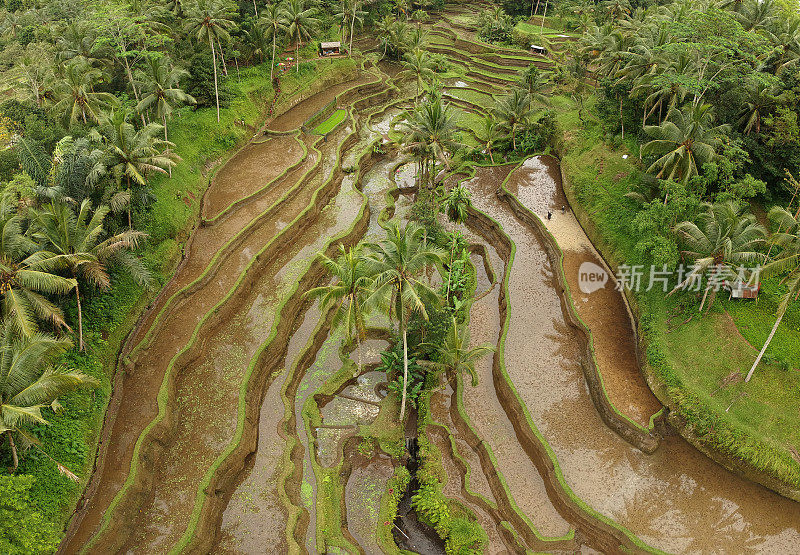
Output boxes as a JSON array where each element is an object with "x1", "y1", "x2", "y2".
[
  {"x1": 428, "y1": 388, "x2": 511, "y2": 554},
  {"x1": 267, "y1": 77, "x2": 372, "y2": 132},
  {"x1": 504, "y1": 155, "x2": 661, "y2": 425},
  {"x1": 466, "y1": 165, "x2": 800, "y2": 553},
  {"x1": 345, "y1": 454, "x2": 395, "y2": 554},
  {"x1": 455, "y1": 201, "x2": 573, "y2": 540},
  {"x1": 73, "y1": 112, "x2": 361, "y2": 552},
  {"x1": 214, "y1": 302, "x2": 325, "y2": 554},
  {"x1": 64, "y1": 118, "x2": 355, "y2": 553},
  {"x1": 202, "y1": 134, "x2": 304, "y2": 221},
  {"x1": 112, "y1": 157, "x2": 363, "y2": 553}
]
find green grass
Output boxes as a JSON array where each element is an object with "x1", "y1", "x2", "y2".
[
  {"x1": 515, "y1": 21, "x2": 578, "y2": 37},
  {"x1": 555, "y1": 93, "x2": 800, "y2": 490},
  {"x1": 313, "y1": 108, "x2": 347, "y2": 134}
]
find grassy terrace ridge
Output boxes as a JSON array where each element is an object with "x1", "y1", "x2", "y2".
[
  {"x1": 553, "y1": 94, "x2": 800, "y2": 496},
  {"x1": 24, "y1": 57, "x2": 355, "y2": 538}
]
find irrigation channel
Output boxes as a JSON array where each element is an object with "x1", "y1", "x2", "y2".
[{"x1": 61, "y1": 9, "x2": 800, "y2": 555}]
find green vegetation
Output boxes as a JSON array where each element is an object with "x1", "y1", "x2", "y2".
[
  {"x1": 313, "y1": 107, "x2": 347, "y2": 134},
  {"x1": 552, "y1": 0, "x2": 800, "y2": 489}
]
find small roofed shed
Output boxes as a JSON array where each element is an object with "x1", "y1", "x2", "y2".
[
  {"x1": 530, "y1": 44, "x2": 547, "y2": 55},
  {"x1": 725, "y1": 281, "x2": 760, "y2": 299},
  {"x1": 320, "y1": 41, "x2": 342, "y2": 56}
]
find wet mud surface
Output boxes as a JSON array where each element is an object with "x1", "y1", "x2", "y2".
[
  {"x1": 464, "y1": 165, "x2": 800, "y2": 553},
  {"x1": 504, "y1": 156, "x2": 661, "y2": 425}
]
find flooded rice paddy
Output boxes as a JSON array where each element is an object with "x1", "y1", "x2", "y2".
[{"x1": 62, "y1": 16, "x2": 800, "y2": 555}]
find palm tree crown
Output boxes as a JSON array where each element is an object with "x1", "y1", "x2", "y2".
[
  {"x1": 34, "y1": 200, "x2": 151, "y2": 350},
  {"x1": 641, "y1": 104, "x2": 729, "y2": 184},
  {"x1": 365, "y1": 221, "x2": 444, "y2": 421},
  {"x1": 0, "y1": 324, "x2": 97, "y2": 471},
  {"x1": 306, "y1": 244, "x2": 373, "y2": 374}
]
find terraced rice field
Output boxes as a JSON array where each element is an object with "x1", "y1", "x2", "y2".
[{"x1": 61, "y1": 7, "x2": 800, "y2": 554}]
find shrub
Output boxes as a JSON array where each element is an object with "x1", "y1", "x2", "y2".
[{"x1": 0, "y1": 475, "x2": 59, "y2": 555}]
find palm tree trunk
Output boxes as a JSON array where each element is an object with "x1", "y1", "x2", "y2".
[
  {"x1": 540, "y1": 0, "x2": 549, "y2": 33},
  {"x1": 75, "y1": 277, "x2": 84, "y2": 351},
  {"x1": 217, "y1": 37, "x2": 229, "y2": 76},
  {"x1": 350, "y1": 11, "x2": 356, "y2": 57},
  {"x1": 271, "y1": 33, "x2": 277, "y2": 82},
  {"x1": 400, "y1": 323, "x2": 409, "y2": 422},
  {"x1": 253, "y1": 0, "x2": 258, "y2": 17},
  {"x1": 6, "y1": 431, "x2": 18, "y2": 472},
  {"x1": 123, "y1": 56, "x2": 147, "y2": 127},
  {"x1": 296, "y1": 41, "x2": 300, "y2": 74},
  {"x1": 126, "y1": 175, "x2": 133, "y2": 228},
  {"x1": 356, "y1": 331, "x2": 362, "y2": 376},
  {"x1": 699, "y1": 285, "x2": 710, "y2": 312},
  {"x1": 745, "y1": 312, "x2": 784, "y2": 382},
  {"x1": 211, "y1": 38, "x2": 221, "y2": 123}
]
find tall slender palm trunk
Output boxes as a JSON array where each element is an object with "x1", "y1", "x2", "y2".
[
  {"x1": 271, "y1": 34, "x2": 277, "y2": 81},
  {"x1": 164, "y1": 114, "x2": 172, "y2": 177},
  {"x1": 217, "y1": 36, "x2": 229, "y2": 75},
  {"x1": 400, "y1": 325, "x2": 409, "y2": 422},
  {"x1": 74, "y1": 274, "x2": 84, "y2": 351},
  {"x1": 211, "y1": 39, "x2": 221, "y2": 122},
  {"x1": 746, "y1": 313, "x2": 784, "y2": 382},
  {"x1": 349, "y1": 13, "x2": 356, "y2": 57},
  {"x1": 6, "y1": 431, "x2": 18, "y2": 472},
  {"x1": 126, "y1": 175, "x2": 133, "y2": 228}
]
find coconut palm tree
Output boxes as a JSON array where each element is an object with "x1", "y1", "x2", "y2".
[
  {"x1": 672, "y1": 201, "x2": 767, "y2": 312},
  {"x1": 34, "y1": 200, "x2": 151, "y2": 351},
  {"x1": 365, "y1": 221, "x2": 445, "y2": 421},
  {"x1": 442, "y1": 183, "x2": 472, "y2": 226},
  {"x1": 494, "y1": 89, "x2": 532, "y2": 151},
  {"x1": 517, "y1": 65, "x2": 550, "y2": 107},
  {"x1": 0, "y1": 202, "x2": 77, "y2": 338},
  {"x1": 184, "y1": 0, "x2": 235, "y2": 122},
  {"x1": 745, "y1": 206, "x2": 800, "y2": 382},
  {"x1": 92, "y1": 110, "x2": 178, "y2": 227},
  {"x1": 475, "y1": 114, "x2": 501, "y2": 164},
  {"x1": 400, "y1": 98, "x2": 460, "y2": 189},
  {"x1": 280, "y1": 0, "x2": 319, "y2": 74},
  {"x1": 640, "y1": 103, "x2": 729, "y2": 184},
  {"x1": 399, "y1": 49, "x2": 435, "y2": 102},
  {"x1": 136, "y1": 56, "x2": 196, "y2": 146},
  {"x1": 345, "y1": 0, "x2": 366, "y2": 57},
  {"x1": 425, "y1": 316, "x2": 494, "y2": 387},
  {"x1": 735, "y1": 0, "x2": 778, "y2": 33},
  {"x1": 136, "y1": 56, "x2": 195, "y2": 177},
  {"x1": 51, "y1": 59, "x2": 118, "y2": 127},
  {"x1": 0, "y1": 324, "x2": 97, "y2": 472},
  {"x1": 378, "y1": 16, "x2": 410, "y2": 60},
  {"x1": 260, "y1": 1, "x2": 284, "y2": 81},
  {"x1": 737, "y1": 78, "x2": 784, "y2": 135},
  {"x1": 306, "y1": 244, "x2": 372, "y2": 374}
]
